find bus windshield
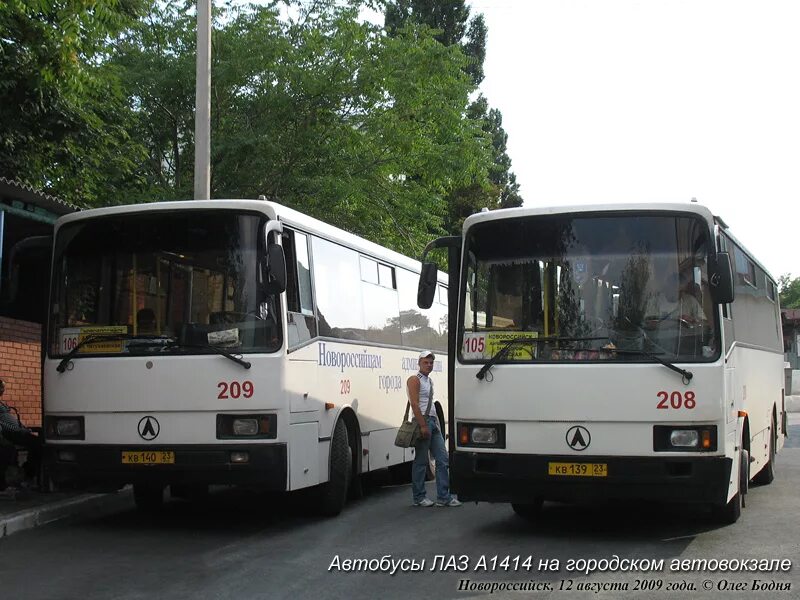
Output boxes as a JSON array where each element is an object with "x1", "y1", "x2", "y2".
[
  {"x1": 49, "y1": 211, "x2": 281, "y2": 357},
  {"x1": 462, "y1": 213, "x2": 719, "y2": 363}
]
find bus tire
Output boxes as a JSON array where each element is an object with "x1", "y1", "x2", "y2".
[
  {"x1": 318, "y1": 420, "x2": 351, "y2": 517},
  {"x1": 752, "y1": 414, "x2": 776, "y2": 486},
  {"x1": 133, "y1": 483, "x2": 165, "y2": 513},
  {"x1": 512, "y1": 499, "x2": 543, "y2": 520}
]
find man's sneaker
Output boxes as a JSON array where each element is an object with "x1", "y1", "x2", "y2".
[
  {"x1": 413, "y1": 498, "x2": 435, "y2": 507},
  {"x1": 435, "y1": 497, "x2": 463, "y2": 507}
]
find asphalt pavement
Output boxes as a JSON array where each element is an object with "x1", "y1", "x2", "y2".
[{"x1": 1, "y1": 401, "x2": 799, "y2": 539}]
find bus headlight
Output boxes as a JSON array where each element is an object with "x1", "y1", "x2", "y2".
[
  {"x1": 471, "y1": 427, "x2": 498, "y2": 444},
  {"x1": 457, "y1": 422, "x2": 505, "y2": 448},
  {"x1": 654, "y1": 425, "x2": 716, "y2": 452},
  {"x1": 232, "y1": 419, "x2": 259, "y2": 436},
  {"x1": 670, "y1": 430, "x2": 699, "y2": 447},
  {"x1": 45, "y1": 416, "x2": 85, "y2": 440}
]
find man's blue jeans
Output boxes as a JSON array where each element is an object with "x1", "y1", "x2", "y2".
[{"x1": 412, "y1": 416, "x2": 451, "y2": 503}]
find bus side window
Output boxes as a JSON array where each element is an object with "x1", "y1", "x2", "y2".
[{"x1": 283, "y1": 230, "x2": 318, "y2": 348}]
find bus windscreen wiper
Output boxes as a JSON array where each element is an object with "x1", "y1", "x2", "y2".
[
  {"x1": 57, "y1": 334, "x2": 251, "y2": 372},
  {"x1": 607, "y1": 348, "x2": 693, "y2": 383},
  {"x1": 475, "y1": 337, "x2": 538, "y2": 381},
  {"x1": 612, "y1": 320, "x2": 694, "y2": 382},
  {"x1": 56, "y1": 334, "x2": 170, "y2": 373},
  {"x1": 164, "y1": 340, "x2": 251, "y2": 369},
  {"x1": 475, "y1": 336, "x2": 610, "y2": 381}
]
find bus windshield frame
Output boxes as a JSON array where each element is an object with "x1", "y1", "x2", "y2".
[
  {"x1": 48, "y1": 209, "x2": 282, "y2": 358},
  {"x1": 459, "y1": 211, "x2": 721, "y2": 365}
]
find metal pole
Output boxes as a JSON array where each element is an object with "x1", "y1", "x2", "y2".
[{"x1": 194, "y1": 0, "x2": 211, "y2": 200}]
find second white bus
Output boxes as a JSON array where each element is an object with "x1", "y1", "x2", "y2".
[{"x1": 418, "y1": 202, "x2": 785, "y2": 523}]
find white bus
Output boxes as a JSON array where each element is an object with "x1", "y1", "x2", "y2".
[
  {"x1": 43, "y1": 199, "x2": 448, "y2": 514},
  {"x1": 418, "y1": 203, "x2": 786, "y2": 523}
]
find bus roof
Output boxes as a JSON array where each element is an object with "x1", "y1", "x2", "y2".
[
  {"x1": 461, "y1": 202, "x2": 718, "y2": 230},
  {"x1": 461, "y1": 202, "x2": 776, "y2": 281},
  {"x1": 54, "y1": 199, "x2": 446, "y2": 283}
]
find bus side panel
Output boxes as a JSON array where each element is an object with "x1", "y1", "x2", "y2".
[
  {"x1": 289, "y1": 422, "x2": 319, "y2": 489},
  {"x1": 728, "y1": 345, "x2": 785, "y2": 477},
  {"x1": 286, "y1": 340, "x2": 449, "y2": 482}
]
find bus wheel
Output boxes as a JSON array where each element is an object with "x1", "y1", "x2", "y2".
[
  {"x1": 512, "y1": 499, "x2": 543, "y2": 520},
  {"x1": 713, "y1": 447, "x2": 748, "y2": 524},
  {"x1": 133, "y1": 483, "x2": 165, "y2": 513},
  {"x1": 318, "y1": 420, "x2": 351, "y2": 517},
  {"x1": 753, "y1": 414, "x2": 776, "y2": 486}
]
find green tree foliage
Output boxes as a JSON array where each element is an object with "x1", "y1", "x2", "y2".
[
  {"x1": 445, "y1": 95, "x2": 522, "y2": 232},
  {"x1": 384, "y1": 0, "x2": 485, "y2": 85},
  {"x1": 384, "y1": 0, "x2": 522, "y2": 235},
  {"x1": 0, "y1": 0, "x2": 149, "y2": 206},
  {"x1": 113, "y1": 0, "x2": 491, "y2": 254},
  {"x1": 778, "y1": 274, "x2": 800, "y2": 309},
  {"x1": 111, "y1": 1, "x2": 198, "y2": 202}
]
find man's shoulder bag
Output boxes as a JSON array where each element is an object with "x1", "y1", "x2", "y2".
[{"x1": 394, "y1": 381, "x2": 433, "y2": 448}]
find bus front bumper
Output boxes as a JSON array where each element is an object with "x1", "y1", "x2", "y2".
[
  {"x1": 451, "y1": 451, "x2": 732, "y2": 505},
  {"x1": 45, "y1": 443, "x2": 287, "y2": 490}
]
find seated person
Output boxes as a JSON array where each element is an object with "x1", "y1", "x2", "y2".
[
  {"x1": 0, "y1": 378, "x2": 41, "y2": 482},
  {"x1": 646, "y1": 271, "x2": 706, "y2": 327}
]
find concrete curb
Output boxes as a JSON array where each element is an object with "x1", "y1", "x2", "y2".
[{"x1": 0, "y1": 488, "x2": 132, "y2": 539}]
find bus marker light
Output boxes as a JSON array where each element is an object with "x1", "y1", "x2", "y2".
[
  {"x1": 701, "y1": 430, "x2": 712, "y2": 449},
  {"x1": 325, "y1": 403, "x2": 335, "y2": 410},
  {"x1": 230, "y1": 451, "x2": 249, "y2": 463},
  {"x1": 458, "y1": 425, "x2": 469, "y2": 445},
  {"x1": 738, "y1": 410, "x2": 748, "y2": 418},
  {"x1": 670, "y1": 430, "x2": 699, "y2": 447}
]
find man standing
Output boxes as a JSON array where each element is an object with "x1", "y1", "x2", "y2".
[{"x1": 407, "y1": 350, "x2": 461, "y2": 507}]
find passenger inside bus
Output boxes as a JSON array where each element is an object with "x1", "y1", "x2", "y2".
[
  {"x1": 136, "y1": 308, "x2": 158, "y2": 335},
  {"x1": 646, "y1": 270, "x2": 706, "y2": 328}
]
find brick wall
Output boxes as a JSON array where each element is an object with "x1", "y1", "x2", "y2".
[{"x1": 0, "y1": 316, "x2": 42, "y2": 428}]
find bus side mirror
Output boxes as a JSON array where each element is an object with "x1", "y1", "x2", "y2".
[
  {"x1": 264, "y1": 243, "x2": 287, "y2": 294},
  {"x1": 417, "y1": 262, "x2": 438, "y2": 309},
  {"x1": 709, "y1": 252, "x2": 734, "y2": 305}
]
